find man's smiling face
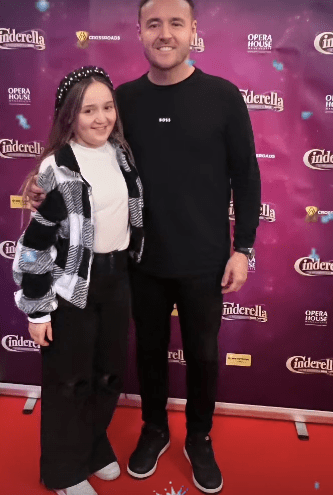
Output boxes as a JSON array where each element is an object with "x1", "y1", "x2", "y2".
[{"x1": 138, "y1": 0, "x2": 197, "y2": 71}]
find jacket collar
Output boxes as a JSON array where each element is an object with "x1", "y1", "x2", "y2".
[{"x1": 54, "y1": 143, "x2": 80, "y2": 173}]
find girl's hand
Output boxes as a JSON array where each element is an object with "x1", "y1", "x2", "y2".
[{"x1": 28, "y1": 321, "x2": 53, "y2": 347}]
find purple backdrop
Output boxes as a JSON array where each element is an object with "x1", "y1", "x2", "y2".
[{"x1": 1, "y1": 0, "x2": 333, "y2": 413}]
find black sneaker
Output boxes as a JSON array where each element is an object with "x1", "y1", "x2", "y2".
[
  {"x1": 127, "y1": 423, "x2": 170, "y2": 478},
  {"x1": 184, "y1": 433, "x2": 223, "y2": 494}
]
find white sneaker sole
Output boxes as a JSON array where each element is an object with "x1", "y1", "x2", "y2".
[
  {"x1": 127, "y1": 440, "x2": 171, "y2": 479},
  {"x1": 184, "y1": 447, "x2": 223, "y2": 494}
]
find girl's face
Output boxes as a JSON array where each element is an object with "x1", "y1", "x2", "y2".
[{"x1": 74, "y1": 81, "x2": 116, "y2": 148}]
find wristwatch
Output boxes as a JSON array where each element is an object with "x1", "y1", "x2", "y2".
[{"x1": 234, "y1": 247, "x2": 255, "y2": 260}]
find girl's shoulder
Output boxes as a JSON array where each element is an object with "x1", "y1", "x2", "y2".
[
  {"x1": 38, "y1": 153, "x2": 57, "y2": 175},
  {"x1": 37, "y1": 154, "x2": 58, "y2": 193}
]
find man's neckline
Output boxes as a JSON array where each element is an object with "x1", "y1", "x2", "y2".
[{"x1": 144, "y1": 67, "x2": 200, "y2": 89}]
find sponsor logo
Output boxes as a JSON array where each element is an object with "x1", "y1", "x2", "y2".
[
  {"x1": 76, "y1": 31, "x2": 89, "y2": 48},
  {"x1": 0, "y1": 28, "x2": 45, "y2": 50},
  {"x1": 256, "y1": 153, "x2": 275, "y2": 159},
  {"x1": 314, "y1": 32, "x2": 333, "y2": 54},
  {"x1": 240, "y1": 89, "x2": 283, "y2": 112},
  {"x1": 191, "y1": 33, "x2": 205, "y2": 52},
  {"x1": 222, "y1": 302, "x2": 267, "y2": 323},
  {"x1": 168, "y1": 349, "x2": 186, "y2": 365},
  {"x1": 294, "y1": 257, "x2": 333, "y2": 276},
  {"x1": 159, "y1": 118, "x2": 171, "y2": 122},
  {"x1": 10, "y1": 195, "x2": 28, "y2": 209},
  {"x1": 305, "y1": 310, "x2": 328, "y2": 327},
  {"x1": 287, "y1": 356, "x2": 333, "y2": 376},
  {"x1": 8, "y1": 88, "x2": 31, "y2": 105},
  {"x1": 248, "y1": 256, "x2": 256, "y2": 273},
  {"x1": 326, "y1": 95, "x2": 333, "y2": 113},
  {"x1": 305, "y1": 206, "x2": 333, "y2": 223},
  {"x1": 1, "y1": 335, "x2": 40, "y2": 352},
  {"x1": 76, "y1": 31, "x2": 120, "y2": 49},
  {"x1": 303, "y1": 149, "x2": 333, "y2": 170},
  {"x1": 0, "y1": 241, "x2": 16, "y2": 259},
  {"x1": 248, "y1": 34, "x2": 272, "y2": 53},
  {"x1": 0, "y1": 139, "x2": 44, "y2": 159},
  {"x1": 305, "y1": 206, "x2": 318, "y2": 222},
  {"x1": 226, "y1": 353, "x2": 252, "y2": 367},
  {"x1": 229, "y1": 202, "x2": 275, "y2": 222}
]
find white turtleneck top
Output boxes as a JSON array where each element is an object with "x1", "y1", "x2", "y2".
[{"x1": 70, "y1": 141, "x2": 130, "y2": 253}]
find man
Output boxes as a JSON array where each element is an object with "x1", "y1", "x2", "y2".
[
  {"x1": 116, "y1": 0, "x2": 260, "y2": 492},
  {"x1": 29, "y1": 0, "x2": 261, "y2": 492}
]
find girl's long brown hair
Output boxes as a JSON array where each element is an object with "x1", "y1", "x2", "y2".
[{"x1": 22, "y1": 74, "x2": 133, "y2": 206}]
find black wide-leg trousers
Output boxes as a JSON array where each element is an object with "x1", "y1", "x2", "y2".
[
  {"x1": 40, "y1": 251, "x2": 130, "y2": 490},
  {"x1": 130, "y1": 265, "x2": 225, "y2": 436}
]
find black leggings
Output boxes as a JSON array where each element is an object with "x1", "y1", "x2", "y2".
[{"x1": 40, "y1": 251, "x2": 130, "y2": 490}]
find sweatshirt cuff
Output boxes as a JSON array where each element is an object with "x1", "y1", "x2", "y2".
[{"x1": 28, "y1": 313, "x2": 51, "y2": 324}]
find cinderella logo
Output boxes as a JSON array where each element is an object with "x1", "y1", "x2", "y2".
[
  {"x1": 303, "y1": 149, "x2": 333, "y2": 170},
  {"x1": 0, "y1": 241, "x2": 16, "y2": 259},
  {"x1": 314, "y1": 32, "x2": 333, "y2": 54},
  {"x1": 294, "y1": 257, "x2": 333, "y2": 276},
  {"x1": 0, "y1": 28, "x2": 45, "y2": 50},
  {"x1": 1, "y1": 335, "x2": 40, "y2": 352}
]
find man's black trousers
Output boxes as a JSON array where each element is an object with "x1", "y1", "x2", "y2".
[
  {"x1": 40, "y1": 251, "x2": 130, "y2": 490},
  {"x1": 130, "y1": 265, "x2": 225, "y2": 435}
]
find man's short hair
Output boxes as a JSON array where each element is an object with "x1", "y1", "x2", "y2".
[{"x1": 138, "y1": 0, "x2": 196, "y2": 21}]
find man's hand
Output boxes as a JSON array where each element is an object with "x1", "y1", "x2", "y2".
[
  {"x1": 28, "y1": 321, "x2": 53, "y2": 346},
  {"x1": 24, "y1": 175, "x2": 46, "y2": 211},
  {"x1": 221, "y1": 252, "x2": 248, "y2": 294}
]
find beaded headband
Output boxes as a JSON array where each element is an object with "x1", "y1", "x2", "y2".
[{"x1": 55, "y1": 66, "x2": 113, "y2": 113}]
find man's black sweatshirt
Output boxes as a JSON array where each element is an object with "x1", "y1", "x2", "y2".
[{"x1": 116, "y1": 68, "x2": 261, "y2": 277}]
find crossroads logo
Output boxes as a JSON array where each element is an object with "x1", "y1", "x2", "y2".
[
  {"x1": 256, "y1": 153, "x2": 275, "y2": 159},
  {"x1": 222, "y1": 302, "x2": 267, "y2": 323},
  {"x1": 191, "y1": 33, "x2": 205, "y2": 52},
  {"x1": 76, "y1": 31, "x2": 120, "y2": 49},
  {"x1": 0, "y1": 241, "x2": 16, "y2": 259},
  {"x1": 325, "y1": 95, "x2": 333, "y2": 113},
  {"x1": 314, "y1": 32, "x2": 333, "y2": 54},
  {"x1": 287, "y1": 356, "x2": 333, "y2": 376},
  {"x1": 1, "y1": 335, "x2": 40, "y2": 353},
  {"x1": 294, "y1": 256, "x2": 333, "y2": 276},
  {"x1": 305, "y1": 310, "x2": 328, "y2": 327},
  {"x1": 0, "y1": 139, "x2": 44, "y2": 158},
  {"x1": 8, "y1": 88, "x2": 31, "y2": 105},
  {"x1": 305, "y1": 206, "x2": 333, "y2": 223},
  {"x1": 229, "y1": 202, "x2": 275, "y2": 222},
  {"x1": 303, "y1": 149, "x2": 333, "y2": 170},
  {"x1": 168, "y1": 349, "x2": 186, "y2": 365},
  {"x1": 0, "y1": 29, "x2": 45, "y2": 50},
  {"x1": 248, "y1": 34, "x2": 272, "y2": 53},
  {"x1": 240, "y1": 90, "x2": 283, "y2": 112}
]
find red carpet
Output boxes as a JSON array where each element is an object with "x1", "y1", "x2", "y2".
[{"x1": 0, "y1": 396, "x2": 332, "y2": 494}]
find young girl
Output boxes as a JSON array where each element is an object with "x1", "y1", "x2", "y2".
[{"x1": 13, "y1": 66, "x2": 144, "y2": 495}]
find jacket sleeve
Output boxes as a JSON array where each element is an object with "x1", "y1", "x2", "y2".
[
  {"x1": 13, "y1": 164, "x2": 67, "y2": 322},
  {"x1": 226, "y1": 85, "x2": 261, "y2": 250}
]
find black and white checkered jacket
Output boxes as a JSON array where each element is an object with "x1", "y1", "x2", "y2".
[{"x1": 13, "y1": 142, "x2": 144, "y2": 322}]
